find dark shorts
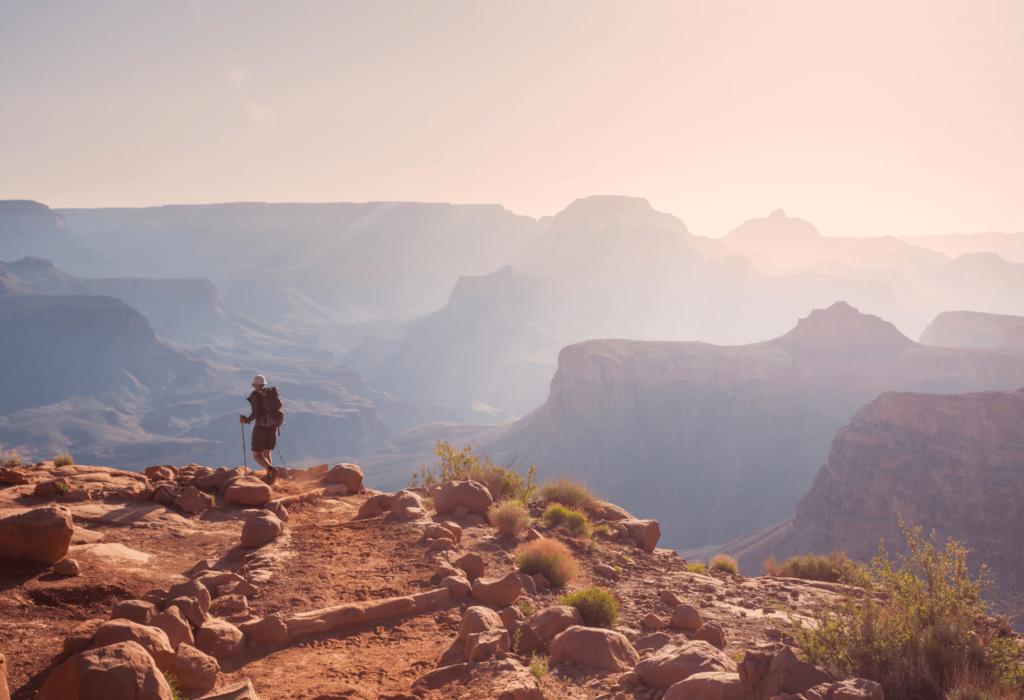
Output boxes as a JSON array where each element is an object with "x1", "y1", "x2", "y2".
[{"x1": 251, "y1": 425, "x2": 277, "y2": 452}]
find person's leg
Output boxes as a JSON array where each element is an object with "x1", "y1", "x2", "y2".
[
  {"x1": 261, "y1": 450, "x2": 279, "y2": 485},
  {"x1": 252, "y1": 451, "x2": 273, "y2": 470}
]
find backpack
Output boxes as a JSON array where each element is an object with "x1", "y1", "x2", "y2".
[{"x1": 263, "y1": 386, "x2": 285, "y2": 429}]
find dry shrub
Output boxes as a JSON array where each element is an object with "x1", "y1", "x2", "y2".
[
  {"x1": 710, "y1": 554, "x2": 738, "y2": 575},
  {"x1": 488, "y1": 500, "x2": 531, "y2": 537},
  {"x1": 53, "y1": 452, "x2": 74, "y2": 467},
  {"x1": 762, "y1": 555, "x2": 781, "y2": 576},
  {"x1": 540, "y1": 474, "x2": 598, "y2": 511},
  {"x1": 558, "y1": 586, "x2": 619, "y2": 628},
  {"x1": 542, "y1": 504, "x2": 591, "y2": 537},
  {"x1": 516, "y1": 537, "x2": 579, "y2": 588},
  {"x1": 410, "y1": 440, "x2": 538, "y2": 504},
  {"x1": 779, "y1": 551, "x2": 872, "y2": 589}
]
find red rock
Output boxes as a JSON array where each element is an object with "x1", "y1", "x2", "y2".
[
  {"x1": 151, "y1": 606, "x2": 194, "y2": 650},
  {"x1": 195, "y1": 678, "x2": 260, "y2": 699},
  {"x1": 177, "y1": 486, "x2": 213, "y2": 514},
  {"x1": 454, "y1": 552, "x2": 485, "y2": 581},
  {"x1": 466, "y1": 628, "x2": 509, "y2": 662},
  {"x1": 671, "y1": 604, "x2": 703, "y2": 630},
  {"x1": 238, "y1": 615, "x2": 290, "y2": 645},
  {"x1": 53, "y1": 557, "x2": 80, "y2": 576},
  {"x1": 110, "y1": 599, "x2": 158, "y2": 625},
  {"x1": 471, "y1": 571, "x2": 522, "y2": 607},
  {"x1": 620, "y1": 519, "x2": 661, "y2": 552},
  {"x1": 529, "y1": 605, "x2": 583, "y2": 641},
  {"x1": 434, "y1": 480, "x2": 493, "y2": 516},
  {"x1": 694, "y1": 622, "x2": 727, "y2": 649},
  {"x1": 224, "y1": 477, "x2": 273, "y2": 507},
  {"x1": 168, "y1": 643, "x2": 219, "y2": 693},
  {"x1": 195, "y1": 619, "x2": 246, "y2": 660},
  {"x1": 0, "y1": 504, "x2": 73, "y2": 564},
  {"x1": 241, "y1": 513, "x2": 285, "y2": 548},
  {"x1": 92, "y1": 619, "x2": 175, "y2": 672},
  {"x1": 323, "y1": 463, "x2": 363, "y2": 491},
  {"x1": 63, "y1": 619, "x2": 104, "y2": 655},
  {"x1": 167, "y1": 580, "x2": 212, "y2": 614},
  {"x1": 356, "y1": 497, "x2": 383, "y2": 519},
  {"x1": 458, "y1": 606, "x2": 502, "y2": 641},
  {"x1": 664, "y1": 671, "x2": 753, "y2": 700},
  {"x1": 635, "y1": 640, "x2": 735, "y2": 689},
  {"x1": 550, "y1": 625, "x2": 639, "y2": 672},
  {"x1": 37, "y1": 641, "x2": 173, "y2": 700}
]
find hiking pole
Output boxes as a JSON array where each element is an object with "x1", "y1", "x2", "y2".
[
  {"x1": 276, "y1": 431, "x2": 287, "y2": 472},
  {"x1": 241, "y1": 422, "x2": 248, "y2": 473}
]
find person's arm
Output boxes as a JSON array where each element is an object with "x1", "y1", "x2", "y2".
[{"x1": 241, "y1": 394, "x2": 259, "y2": 424}]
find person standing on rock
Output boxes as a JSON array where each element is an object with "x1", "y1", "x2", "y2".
[{"x1": 239, "y1": 375, "x2": 284, "y2": 486}]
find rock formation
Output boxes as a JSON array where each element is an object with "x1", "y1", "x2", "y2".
[
  {"x1": 920, "y1": 310, "x2": 1024, "y2": 349},
  {"x1": 483, "y1": 302, "x2": 1024, "y2": 550}
]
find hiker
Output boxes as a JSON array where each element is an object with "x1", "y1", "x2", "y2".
[{"x1": 239, "y1": 375, "x2": 283, "y2": 485}]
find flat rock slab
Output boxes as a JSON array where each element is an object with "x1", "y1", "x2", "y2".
[
  {"x1": 67, "y1": 503, "x2": 191, "y2": 528},
  {"x1": 68, "y1": 543, "x2": 151, "y2": 564}
]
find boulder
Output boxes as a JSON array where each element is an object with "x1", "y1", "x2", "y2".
[
  {"x1": 110, "y1": 599, "x2": 159, "y2": 625},
  {"x1": 165, "y1": 596, "x2": 208, "y2": 629},
  {"x1": 661, "y1": 590, "x2": 685, "y2": 607},
  {"x1": 145, "y1": 465, "x2": 177, "y2": 480},
  {"x1": 356, "y1": 497, "x2": 383, "y2": 519},
  {"x1": 53, "y1": 557, "x2": 81, "y2": 576},
  {"x1": 63, "y1": 619, "x2": 105, "y2": 655},
  {"x1": 218, "y1": 580, "x2": 259, "y2": 598},
  {"x1": 529, "y1": 605, "x2": 583, "y2": 642},
  {"x1": 519, "y1": 573, "x2": 538, "y2": 595},
  {"x1": 440, "y1": 575, "x2": 471, "y2": 597},
  {"x1": 426, "y1": 538, "x2": 457, "y2": 553},
  {"x1": 458, "y1": 606, "x2": 503, "y2": 641},
  {"x1": 151, "y1": 607, "x2": 195, "y2": 650},
  {"x1": 92, "y1": 619, "x2": 175, "y2": 672},
  {"x1": 635, "y1": 640, "x2": 736, "y2": 689},
  {"x1": 752, "y1": 646, "x2": 834, "y2": 700},
  {"x1": 241, "y1": 513, "x2": 285, "y2": 548},
  {"x1": 808, "y1": 678, "x2": 884, "y2": 700},
  {"x1": 238, "y1": 615, "x2": 290, "y2": 645},
  {"x1": 672, "y1": 604, "x2": 704, "y2": 630},
  {"x1": 550, "y1": 625, "x2": 639, "y2": 672},
  {"x1": 597, "y1": 502, "x2": 635, "y2": 521},
  {"x1": 0, "y1": 504, "x2": 73, "y2": 564},
  {"x1": 168, "y1": 643, "x2": 219, "y2": 693},
  {"x1": 195, "y1": 468, "x2": 236, "y2": 492},
  {"x1": 167, "y1": 580, "x2": 212, "y2": 614},
  {"x1": 209, "y1": 594, "x2": 248, "y2": 617},
  {"x1": 421, "y1": 522, "x2": 457, "y2": 543},
  {"x1": 412, "y1": 658, "x2": 542, "y2": 700},
  {"x1": 178, "y1": 486, "x2": 213, "y2": 514},
  {"x1": 0, "y1": 467, "x2": 28, "y2": 484},
  {"x1": 224, "y1": 477, "x2": 273, "y2": 507},
  {"x1": 471, "y1": 571, "x2": 523, "y2": 607},
  {"x1": 439, "y1": 521, "x2": 463, "y2": 543},
  {"x1": 434, "y1": 480, "x2": 493, "y2": 516},
  {"x1": 454, "y1": 552, "x2": 485, "y2": 581},
  {"x1": 37, "y1": 641, "x2": 173, "y2": 700},
  {"x1": 195, "y1": 619, "x2": 246, "y2": 660},
  {"x1": 594, "y1": 564, "x2": 620, "y2": 581},
  {"x1": 390, "y1": 490, "x2": 426, "y2": 520},
  {"x1": 694, "y1": 622, "x2": 727, "y2": 649},
  {"x1": 643, "y1": 613, "x2": 668, "y2": 630},
  {"x1": 635, "y1": 632, "x2": 673, "y2": 653},
  {"x1": 194, "y1": 571, "x2": 244, "y2": 592},
  {"x1": 620, "y1": 519, "x2": 661, "y2": 552},
  {"x1": 499, "y1": 606, "x2": 524, "y2": 627},
  {"x1": 665, "y1": 671, "x2": 753, "y2": 700},
  {"x1": 452, "y1": 504, "x2": 470, "y2": 519},
  {"x1": 264, "y1": 500, "x2": 288, "y2": 522},
  {"x1": 323, "y1": 463, "x2": 363, "y2": 491},
  {"x1": 196, "y1": 678, "x2": 260, "y2": 699},
  {"x1": 532, "y1": 573, "x2": 550, "y2": 589},
  {"x1": 506, "y1": 619, "x2": 545, "y2": 656},
  {"x1": 466, "y1": 628, "x2": 510, "y2": 662},
  {"x1": 0, "y1": 653, "x2": 7, "y2": 700}
]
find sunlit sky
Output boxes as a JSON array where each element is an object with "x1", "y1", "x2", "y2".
[{"x1": 2, "y1": 1, "x2": 1022, "y2": 238}]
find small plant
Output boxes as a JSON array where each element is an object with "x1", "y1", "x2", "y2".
[
  {"x1": 0, "y1": 449, "x2": 21, "y2": 468},
  {"x1": 516, "y1": 537, "x2": 579, "y2": 588},
  {"x1": 592, "y1": 524, "x2": 611, "y2": 536},
  {"x1": 53, "y1": 452, "x2": 74, "y2": 467},
  {"x1": 773, "y1": 551, "x2": 872, "y2": 589},
  {"x1": 512, "y1": 627, "x2": 522, "y2": 655},
  {"x1": 687, "y1": 561, "x2": 707, "y2": 574},
  {"x1": 529, "y1": 652, "x2": 549, "y2": 680},
  {"x1": 518, "y1": 599, "x2": 535, "y2": 617},
  {"x1": 622, "y1": 554, "x2": 630, "y2": 562},
  {"x1": 422, "y1": 495, "x2": 435, "y2": 512},
  {"x1": 164, "y1": 671, "x2": 184, "y2": 700},
  {"x1": 762, "y1": 555, "x2": 781, "y2": 577},
  {"x1": 558, "y1": 586, "x2": 619, "y2": 629},
  {"x1": 542, "y1": 504, "x2": 591, "y2": 537},
  {"x1": 488, "y1": 500, "x2": 531, "y2": 537},
  {"x1": 53, "y1": 480, "x2": 70, "y2": 496},
  {"x1": 710, "y1": 554, "x2": 739, "y2": 575},
  {"x1": 540, "y1": 474, "x2": 598, "y2": 511},
  {"x1": 613, "y1": 565, "x2": 623, "y2": 575}
]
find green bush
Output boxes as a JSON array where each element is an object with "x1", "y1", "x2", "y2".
[
  {"x1": 0, "y1": 449, "x2": 21, "y2": 468},
  {"x1": 410, "y1": 440, "x2": 538, "y2": 504},
  {"x1": 529, "y1": 653, "x2": 549, "y2": 680},
  {"x1": 540, "y1": 474, "x2": 598, "y2": 511},
  {"x1": 53, "y1": 452, "x2": 74, "y2": 467},
  {"x1": 542, "y1": 504, "x2": 591, "y2": 537},
  {"x1": 163, "y1": 671, "x2": 183, "y2": 700},
  {"x1": 687, "y1": 562, "x2": 707, "y2": 574},
  {"x1": 558, "y1": 587, "x2": 619, "y2": 629},
  {"x1": 488, "y1": 500, "x2": 531, "y2": 537},
  {"x1": 793, "y1": 518, "x2": 1024, "y2": 700},
  {"x1": 518, "y1": 599, "x2": 535, "y2": 617},
  {"x1": 592, "y1": 524, "x2": 611, "y2": 536},
  {"x1": 516, "y1": 537, "x2": 579, "y2": 588},
  {"x1": 775, "y1": 551, "x2": 873, "y2": 589},
  {"x1": 710, "y1": 554, "x2": 739, "y2": 575}
]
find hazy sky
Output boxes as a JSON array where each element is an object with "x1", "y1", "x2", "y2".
[{"x1": 2, "y1": 1, "x2": 1022, "y2": 238}]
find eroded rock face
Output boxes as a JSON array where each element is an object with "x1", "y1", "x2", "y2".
[
  {"x1": 37, "y1": 640, "x2": 173, "y2": 700},
  {"x1": 0, "y1": 504, "x2": 74, "y2": 564},
  {"x1": 550, "y1": 625, "x2": 639, "y2": 672},
  {"x1": 747, "y1": 389, "x2": 1024, "y2": 593}
]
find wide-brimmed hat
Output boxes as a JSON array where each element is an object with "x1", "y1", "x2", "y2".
[{"x1": 252, "y1": 375, "x2": 267, "y2": 386}]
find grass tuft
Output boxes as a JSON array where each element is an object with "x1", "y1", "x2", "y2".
[
  {"x1": 163, "y1": 671, "x2": 184, "y2": 700},
  {"x1": 0, "y1": 449, "x2": 21, "y2": 468},
  {"x1": 529, "y1": 653, "x2": 549, "y2": 680},
  {"x1": 710, "y1": 553, "x2": 739, "y2": 575},
  {"x1": 539, "y1": 474, "x2": 598, "y2": 511},
  {"x1": 488, "y1": 499, "x2": 531, "y2": 537},
  {"x1": 53, "y1": 452, "x2": 74, "y2": 467},
  {"x1": 687, "y1": 561, "x2": 707, "y2": 574},
  {"x1": 518, "y1": 599, "x2": 534, "y2": 617},
  {"x1": 516, "y1": 537, "x2": 579, "y2": 588},
  {"x1": 558, "y1": 587, "x2": 619, "y2": 629},
  {"x1": 769, "y1": 551, "x2": 872, "y2": 589},
  {"x1": 542, "y1": 504, "x2": 591, "y2": 537}
]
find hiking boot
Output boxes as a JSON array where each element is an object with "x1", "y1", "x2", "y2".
[{"x1": 267, "y1": 466, "x2": 280, "y2": 486}]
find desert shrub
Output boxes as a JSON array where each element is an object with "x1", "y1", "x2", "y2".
[
  {"x1": 53, "y1": 480, "x2": 70, "y2": 496},
  {"x1": 710, "y1": 554, "x2": 739, "y2": 575},
  {"x1": 410, "y1": 440, "x2": 537, "y2": 504},
  {"x1": 0, "y1": 449, "x2": 21, "y2": 468},
  {"x1": 558, "y1": 587, "x2": 619, "y2": 628},
  {"x1": 778, "y1": 551, "x2": 873, "y2": 589},
  {"x1": 687, "y1": 562, "x2": 707, "y2": 574},
  {"x1": 164, "y1": 671, "x2": 184, "y2": 700},
  {"x1": 53, "y1": 452, "x2": 74, "y2": 467},
  {"x1": 762, "y1": 555, "x2": 781, "y2": 576},
  {"x1": 518, "y1": 599, "x2": 535, "y2": 617},
  {"x1": 793, "y1": 518, "x2": 1024, "y2": 700},
  {"x1": 542, "y1": 504, "x2": 591, "y2": 537},
  {"x1": 422, "y1": 495, "x2": 435, "y2": 513},
  {"x1": 592, "y1": 524, "x2": 610, "y2": 536},
  {"x1": 488, "y1": 500, "x2": 531, "y2": 537},
  {"x1": 529, "y1": 653, "x2": 549, "y2": 680},
  {"x1": 540, "y1": 474, "x2": 598, "y2": 511},
  {"x1": 516, "y1": 537, "x2": 579, "y2": 588}
]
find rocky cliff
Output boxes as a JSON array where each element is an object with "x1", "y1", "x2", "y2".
[
  {"x1": 483, "y1": 303, "x2": 1024, "y2": 551},
  {"x1": 712, "y1": 389, "x2": 1024, "y2": 589},
  {"x1": 0, "y1": 201, "x2": 122, "y2": 277},
  {"x1": 920, "y1": 310, "x2": 1024, "y2": 349}
]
